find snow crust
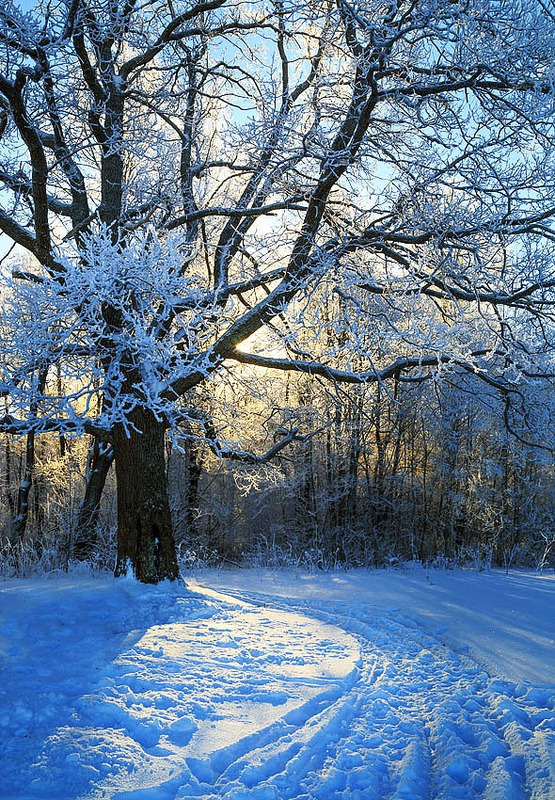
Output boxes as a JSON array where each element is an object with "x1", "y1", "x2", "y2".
[{"x1": 0, "y1": 567, "x2": 553, "y2": 799}]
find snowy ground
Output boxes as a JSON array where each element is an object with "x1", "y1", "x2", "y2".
[{"x1": 0, "y1": 567, "x2": 553, "y2": 800}]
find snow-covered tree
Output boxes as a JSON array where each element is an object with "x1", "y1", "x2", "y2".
[{"x1": 0, "y1": 0, "x2": 554, "y2": 581}]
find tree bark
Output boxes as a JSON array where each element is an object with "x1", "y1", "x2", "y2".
[{"x1": 112, "y1": 408, "x2": 179, "y2": 582}]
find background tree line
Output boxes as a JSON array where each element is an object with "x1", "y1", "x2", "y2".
[{"x1": 2, "y1": 362, "x2": 554, "y2": 574}]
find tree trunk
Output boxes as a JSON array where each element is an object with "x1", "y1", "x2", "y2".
[
  {"x1": 112, "y1": 408, "x2": 179, "y2": 583},
  {"x1": 11, "y1": 368, "x2": 48, "y2": 544},
  {"x1": 186, "y1": 440, "x2": 202, "y2": 538},
  {"x1": 73, "y1": 439, "x2": 114, "y2": 561},
  {"x1": 4, "y1": 431, "x2": 15, "y2": 519},
  {"x1": 11, "y1": 430, "x2": 36, "y2": 544}
]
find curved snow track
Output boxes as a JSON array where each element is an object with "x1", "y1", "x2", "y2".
[{"x1": 2, "y1": 577, "x2": 554, "y2": 800}]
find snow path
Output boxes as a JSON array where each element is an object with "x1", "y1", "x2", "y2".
[
  {"x1": 0, "y1": 570, "x2": 554, "y2": 800},
  {"x1": 202, "y1": 586, "x2": 555, "y2": 800}
]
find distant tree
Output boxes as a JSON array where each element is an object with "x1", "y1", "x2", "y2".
[{"x1": 0, "y1": 0, "x2": 554, "y2": 581}]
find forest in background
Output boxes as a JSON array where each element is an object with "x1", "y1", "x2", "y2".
[{"x1": 3, "y1": 360, "x2": 555, "y2": 575}]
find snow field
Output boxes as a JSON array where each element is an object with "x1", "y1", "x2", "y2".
[
  {"x1": 0, "y1": 568, "x2": 553, "y2": 799},
  {"x1": 206, "y1": 588, "x2": 554, "y2": 800}
]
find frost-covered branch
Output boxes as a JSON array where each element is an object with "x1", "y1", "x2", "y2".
[{"x1": 225, "y1": 348, "x2": 510, "y2": 388}]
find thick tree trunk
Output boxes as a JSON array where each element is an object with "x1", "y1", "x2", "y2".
[{"x1": 112, "y1": 408, "x2": 179, "y2": 583}]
